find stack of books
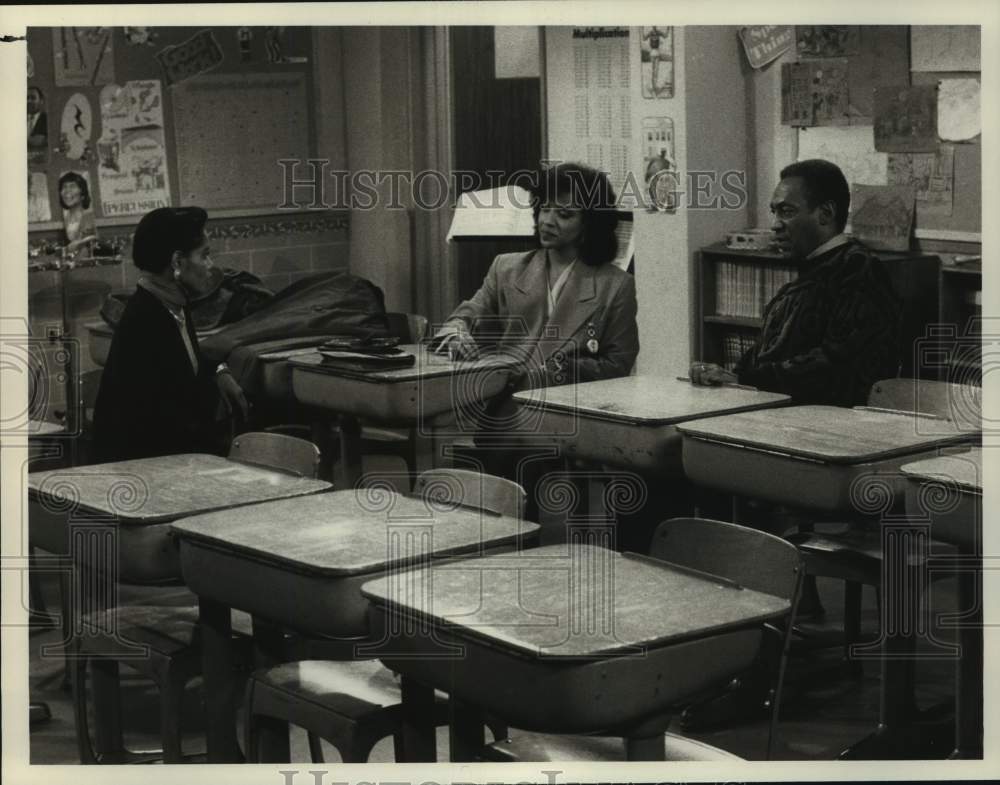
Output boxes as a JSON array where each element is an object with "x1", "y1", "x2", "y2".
[
  {"x1": 714, "y1": 261, "x2": 798, "y2": 319},
  {"x1": 317, "y1": 336, "x2": 415, "y2": 372}
]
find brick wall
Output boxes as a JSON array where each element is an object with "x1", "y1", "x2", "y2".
[{"x1": 27, "y1": 210, "x2": 350, "y2": 422}]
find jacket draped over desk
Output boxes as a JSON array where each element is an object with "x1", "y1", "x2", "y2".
[
  {"x1": 443, "y1": 249, "x2": 640, "y2": 389},
  {"x1": 735, "y1": 239, "x2": 902, "y2": 407},
  {"x1": 92, "y1": 286, "x2": 223, "y2": 462}
]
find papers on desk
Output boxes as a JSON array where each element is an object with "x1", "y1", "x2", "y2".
[
  {"x1": 318, "y1": 348, "x2": 416, "y2": 372},
  {"x1": 447, "y1": 185, "x2": 536, "y2": 240}
]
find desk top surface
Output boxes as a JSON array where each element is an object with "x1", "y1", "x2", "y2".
[
  {"x1": 901, "y1": 448, "x2": 983, "y2": 492},
  {"x1": 676, "y1": 405, "x2": 974, "y2": 464},
  {"x1": 289, "y1": 344, "x2": 518, "y2": 382},
  {"x1": 513, "y1": 376, "x2": 789, "y2": 425},
  {"x1": 172, "y1": 489, "x2": 538, "y2": 577},
  {"x1": 29, "y1": 454, "x2": 330, "y2": 524},
  {"x1": 362, "y1": 544, "x2": 789, "y2": 658}
]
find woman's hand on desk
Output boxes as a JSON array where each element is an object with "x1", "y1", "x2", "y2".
[
  {"x1": 689, "y1": 362, "x2": 738, "y2": 387},
  {"x1": 216, "y1": 368, "x2": 250, "y2": 419},
  {"x1": 432, "y1": 330, "x2": 480, "y2": 361}
]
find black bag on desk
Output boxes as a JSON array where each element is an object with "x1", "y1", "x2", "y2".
[{"x1": 200, "y1": 271, "x2": 392, "y2": 393}]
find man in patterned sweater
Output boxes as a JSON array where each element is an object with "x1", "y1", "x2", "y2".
[{"x1": 691, "y1": 159, "x2": 903, "y2": 405}]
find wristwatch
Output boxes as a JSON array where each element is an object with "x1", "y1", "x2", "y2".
[{"x1": 215, "y1": 362, "x2": 231, "y2": 376}]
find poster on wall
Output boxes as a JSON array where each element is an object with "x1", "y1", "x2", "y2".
[
  {"x1": 937, "y1": 78, "x2": 980, "y2": 142},
  {"x1": 887, "y1": 146, "x2": 955, "y2": 216},
  {"x1": 911, "y1": 25, "x2": 980, "y2": 72},
  {"x1": 52, "y1": 27, "x2": 115, "y2": 86},
  {"x1": 873, "y1": 85, "x2": 938, "y2": 152},
  {"x1": 97, "y1": 80, "x2": 171, "y2": 217},
  {"x1": 57, "y1": 170, "x2": 97, "y2": 244},
  {"x1": 27, "y1": 85, "x2": 48, "y2": 165},
  {"x1": 850, "y1": 184, "x2": 915, "y2": 251},
  {"x1": 795, "y1": 26, "x2": 860, "y2": 58},
  {"x1": 641, "y1": 117, "x2": 677, "y2": 213},
  {"x1": 738, "y1": 25, "x2": 794, "y2": 69},
  {"x1": 156, "y1": 29, "x2": 224, "y2": 86},
  {"x1": 781, "y1": 60, "x2": 849, "y2": 126},
  {"x1": 560, "y1": 28, "x2": 633, "y2": 202},
  {"x1": 59, "y1": 92, "x2": 94, "y2": 163},
  {"x1": 28, "y1": 172, "x2": 51, "y2": 224},
  {"x1": 640, "y1": 26, "x2": 673, "y2": 98}
]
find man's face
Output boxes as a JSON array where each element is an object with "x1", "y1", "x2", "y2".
[{"x1": 769, "y1": 177, "x2": 830, "y2": 258}]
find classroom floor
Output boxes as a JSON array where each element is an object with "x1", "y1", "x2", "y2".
[{"x1": 26, "y1": 454, "x2": 964, "y2": 764}]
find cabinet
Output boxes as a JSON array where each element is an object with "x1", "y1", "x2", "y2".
[
  {"x1": 697, "y1": 242, "x2": 941, "y2": 379},
  {"x1": 935, "y1": 261, "x2": 982, "y2": 385}
]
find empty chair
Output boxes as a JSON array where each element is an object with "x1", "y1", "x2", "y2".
[
  {"x1": 229, "y1": 430, "x2": 321, "y2": 478},
  {"x1": 243, "y1": 469, "x2": 527, "y2": 763},
  {"x1": 71, "y1": 433, "x2": 322, "y2": 763},
  {"x1": 481, "y1": 517, "x2": 802, "y2": 761},
  {"x1": 788, "y1": 379, "x2": 980, "y2": 664}
]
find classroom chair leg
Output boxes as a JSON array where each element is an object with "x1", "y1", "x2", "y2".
[
  {"x1": 90, "y1": 658, "x2": 125, "y2": 761},
  {"x1": 160, "y1": 666, "x2": 187, "y2": 763},
  {"x1": 308, "y1": 732, "x2": 325, "y2": 763}
]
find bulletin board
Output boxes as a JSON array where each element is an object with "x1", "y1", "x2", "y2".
[
  {"x1": 791, "y1": 26, "x2": 981, "y2": 240},
  {"x1": 173, "y1": 73, "x2": 310, "y2": 209},
  {"x1": 26, "y1": 26, "x2": 316, "y2": 226}
]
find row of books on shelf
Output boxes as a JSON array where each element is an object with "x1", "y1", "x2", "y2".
[
  {"x1": 720, "y1": 330, "x2": 758, "y2": 372},
  {"x1": 714, "y1": 261, "x2": 797, "y2": 319}
]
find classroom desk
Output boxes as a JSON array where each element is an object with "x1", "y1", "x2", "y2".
[
  {"x1": 28, "y1": 453, "x2": 330, "y2": 584},
  {"x1": 86, "y1": 320, "x2": 224, "y2": 368},
  {"x1": 902, "y1": 449, "x2": 983, "y2": 759},
  {"x1": 290, "y1": 345, "x2": 519, "y2": 485},
  {"x1": 362, "y1": 543, "x2": 791, "y2": 761},
  {"x1": 512, "y1": 376, "x2": 789, "y2": 473},
  {"x1": 677, "y1": 405, "x2": 975, "y2": 513},
  {"x1": 171, "y1": 489, "x2": 539, "y2": 762},
  {"x1": 677, "y1": 405, "x2": 977, "y2": 758}
]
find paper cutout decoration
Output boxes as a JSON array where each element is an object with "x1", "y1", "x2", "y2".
[
  {"x1": 60, "y1": 93, "x2": 94, "y2": 162},
  {"x1": 795, "y1": 26, "x2": 860, "y2": 58},
  {"x1": 738, "y1": 26, "x2": 794, "y2": 69},
  {"x1": 28, "y1": 172, "x2": 51, "y2": 223},
  {"x1": 873, "y1": 85, "x2": 938, "y2": 152},
  {"x1": 937, "y1": 78, "x2": 980, "y2": 142},
  {"x1": 798, "y1": 125, "x2": 888, "y2": 188},
  {"x1": 156, "y1": 29, "x2": 224, "y2": 86},
  {"x1": 887, "y1": 146, "x2": 954, "y2": 217},
  {"x1": 781, "y1": 60, "x2": 849, "y2": 127},
  {"x1": 911, "y1": 25, "x2": 980, "y2": 72},
  {"x1": 850, "y1": 184, "x2": 915, "y2": 251},
  {"x1": 640, "y1": 27, "x2": 674, "y2": 98},
  {"x1": 237, "y1": 27, "x2": 254, "y2": 63},
  {"x1": 52, "y1": 27, "x2": 114, "y2": 86},
  {"x1": 123, "y1": 27, "x2": 158, "y2": 47}
]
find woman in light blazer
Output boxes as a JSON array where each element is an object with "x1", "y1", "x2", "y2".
[{"x1": 435, "y1": 162, "x2": 639, "y2": 392}]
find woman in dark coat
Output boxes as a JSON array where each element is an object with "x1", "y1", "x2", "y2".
[{"x1": 92, "y1": 207, "x2": 248, "y2": 462}]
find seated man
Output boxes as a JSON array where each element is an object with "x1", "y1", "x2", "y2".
[{"x1": 691, "y1": 159, "x2": 902, "y2": 406}]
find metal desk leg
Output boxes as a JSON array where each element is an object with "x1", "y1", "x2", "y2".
[
  {"x1": 399, "y1": 676, "x2": 436, "y2": 762},
  {"x1": 449, "y1": 698, "x2": 485, "y2": 762},
  {"x1": 199, "y1": 597, "x2": 242, "y2": 762},
  {"x1": 339, "y1": 414, "x2": 364, "y2": 488},
  {"x1": 952, "y1": 564, "x2": 983, "y2": 758}
]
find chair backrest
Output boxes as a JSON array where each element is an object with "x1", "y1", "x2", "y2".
[
  {"x1": 414, "y1": 468, "x2": 526, "y2": 519},
  {"x1": 385, "y1": 312, "x2": 429, "y2": 344},
  {"x1": 229, "y1": 431, "x2": 321, "y2": 478},
  {"x1": 868, "y1": 378, "x2": 981, "y2": 433},
  {"x1": 649, "y1": 518, "x2": 801, "y2": 602}
]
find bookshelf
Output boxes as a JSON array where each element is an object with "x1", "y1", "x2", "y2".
[
  {"x1": 697, "y1": 242, "x2": 941, "y2": 379},
  {"x1": 937, "y1": 260, "x2": 982, "y2": 385}
]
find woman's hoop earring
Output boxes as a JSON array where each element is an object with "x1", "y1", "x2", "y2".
[{"x1": 173, "y1": 267, "x2": 181, "y2": 281}]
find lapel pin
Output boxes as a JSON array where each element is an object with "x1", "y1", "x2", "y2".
[{"x1": 587, "y1": 338, "x2": 599, "y2": 354}]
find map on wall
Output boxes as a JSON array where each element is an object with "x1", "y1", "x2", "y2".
[{"x1": 172, "y1": 72, "x2": 310, "y2": 209}]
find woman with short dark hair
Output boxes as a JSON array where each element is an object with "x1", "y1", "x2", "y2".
[
  {"x1": 57, "y1": 171, "x2": 96, "y2": 245},
  {"x1": 92, "y1": 207, "x2": 248, "y2": 462},
  {"x1": 434, "y1": 162, "x2": 639, "y2": 387}
]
